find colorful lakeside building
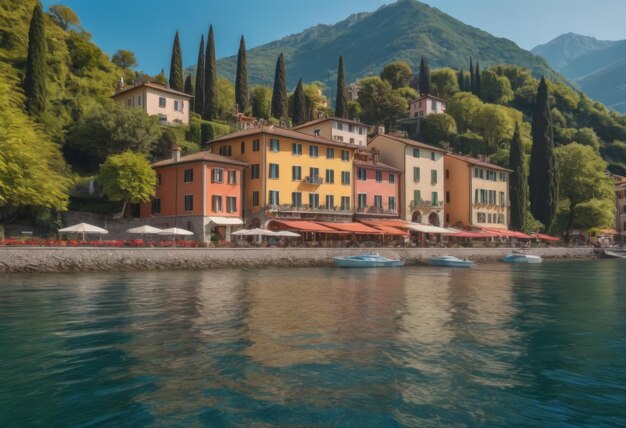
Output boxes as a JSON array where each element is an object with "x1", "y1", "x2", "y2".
[
  {"x1": 140, "y1": 148, "x2": 246, "y2": 241},
  {"x1": 353, "y1": 149, "x2": 401, "y2": 219},
  {"x1": 205, "y1": 125, "x2": 358, "y2": 227},
  {"x1": 444, "y1": 153, "x2": 511, "y2": 230},
  {"x1": 293, "y1": 117, "x2": 371, "y2": 147}
]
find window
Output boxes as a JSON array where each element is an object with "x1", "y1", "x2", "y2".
[
  {"x1": 497, "y1": 213, "x2": 505, "y2": 224},
  {"x1": 413, "y1": 167, "x2": 420, "y2": 182},
  {"x1": 325, "y1": 195, "x2": 334, "y2": 209},
  {"x1": 212, "y1": 168, "x2": 223, "y2": 183},
  {"x1": 269, "y1": 163, "x2": 279, "y2": 179},
  {"x1": 445, "y1": 169, "x2": 450, "y2": 179},
  {"x1": 158, "y1": 114, "x2": 167, "y2": 123},
  {"x1": 174, "y1": 100, "x2": 183, "y2": 112},
  {"x1": 184, "y1": 194, "x2": 194, "y2": 212},
  {"x1": 241, "y1": 141, "x2": 245, "y2": 154},
  {"x1": 325, "y1": 169, "x2": 334, "y2": 184},
  {"x1": 431, "y1": 169, "x2": 437, "y2": 184},
  {"x1": 341, "y1": 171, "x2": 351, "y2": 185},
  {"x1": 430, "y1": 151, "x2": 435, "y2": 161},
  {"x1": 349, "y1": 138, "x2": 354, "y2": 144},
  {"x1": 413, "y1": 148, "x2": 420, "y2": 158},
  {"x1": 388, "y1": 196, "x2": 396, "y2": 211},
  {"x1": 251, "y1": 164, "x2": 260, "y2": 180},
  {"x1": 157, "y1": 173, "x2": 162, "y2": 186},
  {"x1": 151, "y1": 198, "x2": 161, "y2": 214},
  {"x1": 375, "y1": 170, "x2": 382, "y2": 182},
  {"x1": 357, "y1": 193, "x2": 367, "y2": 209},
  {"x1": 252, "y1": 139, "x2": 260, "y2": 151},
  {"x1": 431, "y1": 192, "x2": 438, "y2": 205},
  {"x1": 268, "y1": 190, "x2": 280, "y2": 206},
  {"x1": 358, "y1": 127, "x2": 364, "y2": 135},
  {"x1": 340, "y1": 196, "x2": 350, "y2": 211},
  {"x1": 184, "y1": 168, "x2": 194, "y2": 183},
  {"x1": 341, "y1": 150, "x2": 350, "y2": 161},
  {"x1": 358, "y1": 168, "x2": 367, "y2": 181},
  {"x1": 499, "y1": 191, "x2": 505, "y2": 207},
  {"x1": 488, "y1": 213, "x2": 493, "y2": 223},
  {"x1": 413, "y1": 190, "x2": 421, "y2": 204},
  {"x1": 326, "y1": 148, "x2": 335, "y2": 159},
  {"x1": 431, "y1": 100, "x2": 437, "y2": 110},
  {"x1": 337, "y1": 122, "x2": 343, "y2": 130},
  {"x1": 252, "y1": 191, "x2": 260, "y2": 207},
  {"x1": 309, "y1": 145, "x2": 318, "y2": 157},
  {"x1": 334, "y1": 136, "x2": 344, "y2": 142},
  {"x1": 374, "y1": 195, "x2": 383, "y2": 208},
  {"x1": 159, "y1": 97, "x2": 166, "y2": 107},
  {"x1": 314, "y1": 129, "x2": 320, "y2": 136},
  {"x1": 226, "y1": 196, "x2": 237, "y2": 213},
  {"x1": 499, "y1": 172, "x2": 507, "y2": 182},
  {"x1": 389, "y1": 174, "x2": 395, "y2": 184},
  {"x1": 211, "y1": 195, "x2": 222, "y2": 212},
  {"x1": 228, "y1": 170, "x2": 237, "y2": 184},
  {"x1": 477, "y1": 212, "x2": 486, "y2": 223},
  {"x1": 292, "y1": 192, "x2": 302, "y2": 208},
  {"x1": 292, "y1": 166, "x2": 302, "y2": 181},
  {"x1": 309, "y1": 167, "x2": 320, "y2": 179},
  {"x1": 270, "y1": 139, "x2": 280, "y2": 152},
  {"x1": 446, "y1": 213, "x2": 450, "y2": 223},
  {"x1": 446, "y1": 191, "x2": 450, "y2": 203},
  {"x1": 292, "y1": 143, "x2": 302, "y2": 155},
  {"x1": 219, "y1": 146, "x2": 232, "y2": 156},
  {"x1": 137, "y1": 95, "x2": 141, "y2": 105},
  {"x1": 309, "y1": 193, "x2": 319, "y2": 208},
  {"x1": 349, "y1": 124, "x2": 355, "y2": 133}
]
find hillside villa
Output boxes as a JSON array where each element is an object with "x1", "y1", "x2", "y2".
[
  {"x1": 347, "y1": 82, "x2": 360, "y2": 101},
  {"x1": 293, "y1": 117, "x2": 371, "y2": 147},
  {"x1": 353, "y1": 149, "x2": 401, "y2": 218},
  {"x1": 444, "y1": 153, "x2": 511, "y2": 230},
  {"x1": 368, "y1": 134, "x2": 446, "y2": 226},
  {"x1": 140, "y1": 147, "x2": 246, "y2": 242},
  {"x1": 112, "y1": 79, "x2": 192, "y2": 125},
  {"x1": 408, "y1": 94, "x2": 447, "y2": 118}
]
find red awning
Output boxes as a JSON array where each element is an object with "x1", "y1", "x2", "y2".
[
  {"x1": 357, "y1": 219, "x2": 411, "y2": 229},
  {"x1": 371, "y1": 225, "x2": 408, "y2": 236},
  {"x1": 268, "y1": 220, "x2": 345, "y2": 233},
  {"x1": 317, "y1": 222, "x2": 383, "y2": 234},
  {"x1": 480, "y1": 227, "x2": 531, "y2": 239},
  {"x1": 532, "y1": 233, "x2": 560, "y2": 242}
]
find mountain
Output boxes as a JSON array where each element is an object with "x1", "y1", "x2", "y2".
[
  {"x1": 217, "y1": 0, "x2": 557, "y2": 90},
  {"x1": 533, "y1": 33, "x2": 626, "y2": 112}
]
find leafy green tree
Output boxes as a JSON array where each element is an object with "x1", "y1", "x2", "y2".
[
  {"x1": 194, "y1": 35, "x2": 205, "y2": 114},
  {"x1": 490, "y1": 65, "x2": 534, "y2": 91},
  {"x1": 271, "y1": 53, "x2": 288, "y2": 119},
  {"x1": 554, "y1": 143, "x2": 615, "y2": 236},
  {"x1": 380, "y1": 61, "x2": 412, "y2": 90},
  {"x1": 169, "y1": 30, "x2": 184, "y2": 92},
  {"x1": 474, "y1": 104, "x2": 516, "y2": 149},
  {"x1": 204, "y1": 25, "x2": 218, "y2": 120},
  {"x1": 152, "y1": 128, "x2": 178, "y2": 160},
  {"x1": 48, "y1": 4, "x2": 81, "y2": 31},
  {"x1": 64, "y1": 102, "x2": 162, "y2": 173},
  {"x1": 183, "y1": 74, "x2": 193, "y2": 95},
  {"x1": 529, "y1": 77, "x2": 559, "y2": 231},
  {"x1": 250, "y1": 85, "x2": 272, "y2": 119},
  {"x1": 235, "y1": 35, "x2": 249, "y2": 113},
  {"x1": 430, "y1": 67, "x2": 459, "y2": 98},
  {"x1": 446, "y1": 92, "x2": 483, "y2": 133},
  {"x1": 24, "y1": 2, "x2": 47, "y2": 117},
  {"x1": 111, "y1": 49, "x2": 137, "y2": 69},
  {"x1": 347, "y1": 101, "x2": 361, "y2": 120},
  {"x1": 480, "y1": 69, "x2": 514, "y2": 104},
  {"x1": 418, "y1": 56, "x2": 431, "y2": 95},
  {"x1": 216, "y1": 77, "x2": 235, "y2": 119},
  {"x1": 394, "y1": 86, "x2": 418, "y2": 104},
  {"x1": 573, "y1": 127, "x2": 600, "y2": 151},
  {"x1": 335, "y1": 56, "x2": 348, "y2": 118},
  {"x1": 292, "y1": 78, "x2": 307, "y2": 125},
  {"x1": 420, "y1": 113, "x2": 457, "y2": 146},
  {"x1": 508, "y1": 123, "x2": 527, "y2": 231},
  {"x1": 154, "y1": 69, "x2": 167, "y2": 85},
  {"x1": 302, "y1": 82, "x2": 330, "y2": 121},
  {"x1": 97, "y1": 151, "x2": 157, "y2": 217},
  {"x1": 357, "y1": 76, "x2": 407, "y2": 128}
]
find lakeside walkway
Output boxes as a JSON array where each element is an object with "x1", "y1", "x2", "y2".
[{"x1": 0, "y1": 247, "x2": 596, "y2": 273}]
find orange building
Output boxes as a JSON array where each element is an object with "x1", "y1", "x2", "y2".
[
  {"x1": 140, "y1": 149, "x2": 246, "y2": 241},
  {"x1": 444, "y1": 153, "x2": 511, "y2": 230}
]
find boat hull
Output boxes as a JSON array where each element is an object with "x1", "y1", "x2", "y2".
[
  {"x1": 425, "y1": 258, "x2": 475, "y2": 268},
  {"x1": 500, "y1": 254, "x2": 542, "y2": 264},
  {"x1": 334, "y1": 256, "x2": 404, "y2": 268}
]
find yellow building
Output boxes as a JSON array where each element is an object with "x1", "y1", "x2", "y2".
[
  {"x1": 444, "y1": 153, "x2": 511, "y2": 230},
  {"x1": 206, "y1": 125, "x2": 357, "y2": 226}
]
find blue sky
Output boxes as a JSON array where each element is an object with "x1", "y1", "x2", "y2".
[{"x1": 41, "y1": 0, "x2": 626, "y2": 75}]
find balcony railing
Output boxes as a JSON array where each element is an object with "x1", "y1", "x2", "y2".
[
  {"x1": 409, "y1": 200, "x2": 444, "y2": 209},
  {"x1": 265, "y1": 204, "x2": 352, "y2": 214},
  {"x1": 304, "y1": 176, "x2": 323, "y2": 185},
  {"x1": 356, "y1": 206, "x2": 398, "y2": 215}
]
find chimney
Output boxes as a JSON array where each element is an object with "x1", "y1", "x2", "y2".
[
  {"x1": 172, "y1": 145, "x2": 181, "y2": 162},
  {"x1": 116, "y1": 76, "x2": 124, "y2": 93}
]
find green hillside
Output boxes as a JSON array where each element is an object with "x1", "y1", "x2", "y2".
[{"x1": 217, "y1": 0, "x2": 558, "y2": 89}]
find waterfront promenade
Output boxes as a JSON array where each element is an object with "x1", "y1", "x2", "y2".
[{"x1": 0, "y1": 247, "x2": 595, "y2": 273}]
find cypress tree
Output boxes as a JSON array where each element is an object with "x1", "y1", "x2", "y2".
[
  {"x1": 509, "y1": 122, "x2": 528, "y2": 231},
  {"x1": 194, "y1": 35, "x2": 205, "y2": 114},
  {"x1": 235, "y1": 35, "x2": 249, "y2": 114},
  {"x1": 292, "y1": 78, "x2": 307, "y2": 125},
  {"x1": 469, "y1": 57, "x2": 475, "y2": 94},
  {"x1": 271, "y1": 53, "x2": 287, "y2": 120},
  {"x1": 335, "y1": 55, "x2": 348, "y2": 118},
  {"x1": 204, "y1": 25, "x2": 217, "y2": 120},
  {"x1": 169, "y1": 30, "x2": 184, "y2": 91},
  {"x1": 475, "y1": 61, "x2": 481, "y2": 97},
  {"x1": 418, "y1": 56, "x2": 431, "y2": 96},
  {"x1": 529, "y1": 77, "x2": 559, "y2": 231},
  {"x1": 184, "y1": 74, "x2": 193, "y2": 95},
  {"x1": 457, "y1": 69, "x2": 465, "y2": 92},
  {"x1": 24, "y1": 2, "x2": 47, "y2": 117}
]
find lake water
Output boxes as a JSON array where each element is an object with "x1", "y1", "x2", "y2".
[{"x1": 1, "y1": 260, "x2": 625, "y2": 427}]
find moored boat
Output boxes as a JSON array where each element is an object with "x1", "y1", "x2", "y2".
[
  {"x1": 424, "y1": 255, "x2": 475, "y2": 268},
  {"x1": 334, "y1": 253, "x2": 404, "y2": 268},
  {"x1": 500, "y1": 252, "x2": 542, "y2": 264}
]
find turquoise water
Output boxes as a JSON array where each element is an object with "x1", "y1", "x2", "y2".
[{"x1": 1, "y1": 260, "x2": 625, "y2": 427}]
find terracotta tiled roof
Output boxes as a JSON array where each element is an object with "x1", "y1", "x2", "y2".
[
  {"x1": 370, "y1": 134, "x2": 447, "y2": 153},
  {"x1": 445, "y1": 153, "x2": 512, "y2": 172},
  {"x1": 353, "y1": 159, "x2": 401, "y2": 173},
  {"x1": 292, "y1": 116, "x2": 372, "y2": 130},
  {"x1": 151, "y1": 151, "x2": 247, "y2": 168},
  {"x1": 112, "y1": 81, "x2": 192, "y2": 98}
]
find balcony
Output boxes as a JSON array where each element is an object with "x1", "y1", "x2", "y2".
[
  {"x1": 355, "y1": 206, "x2": 398, "y2": 215},
  {"x1": 409, "y1": 200, "x2": 444, "y2": 210},
  {"x1": 304, "y1": 176, "x2": 323, "y2": 185},
  {"x1": 265, "y1": 204, "x2": 352, "y2": 215}
]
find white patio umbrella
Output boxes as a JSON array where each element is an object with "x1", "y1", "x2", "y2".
[
  {"x1": 232, "y1": 228, "x2": 278, "y2": 242},
  {"x1": 272, "y1": 230, "x2": 301, "y2": 238},
  {"x1": 127, "y1": 225, "x2": 163, "y2": 234},
  {"x1": 158, "y1": 227, "x2": 194, "y2": 236},
  {"x1": 58, "y1": 222, "x2": 108, "y2": 242}
]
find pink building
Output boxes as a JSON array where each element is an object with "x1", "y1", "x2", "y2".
[
  {"x1": 408, "y1": 94, "x2": 447, "y2": 118},
  {"x1": 353, "y1": 150, "x2": 401, "y2": 217}
]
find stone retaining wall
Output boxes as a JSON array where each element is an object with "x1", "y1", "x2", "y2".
[{"x1": 0, "y1": 247, "x2": 596, "y2": 273}]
